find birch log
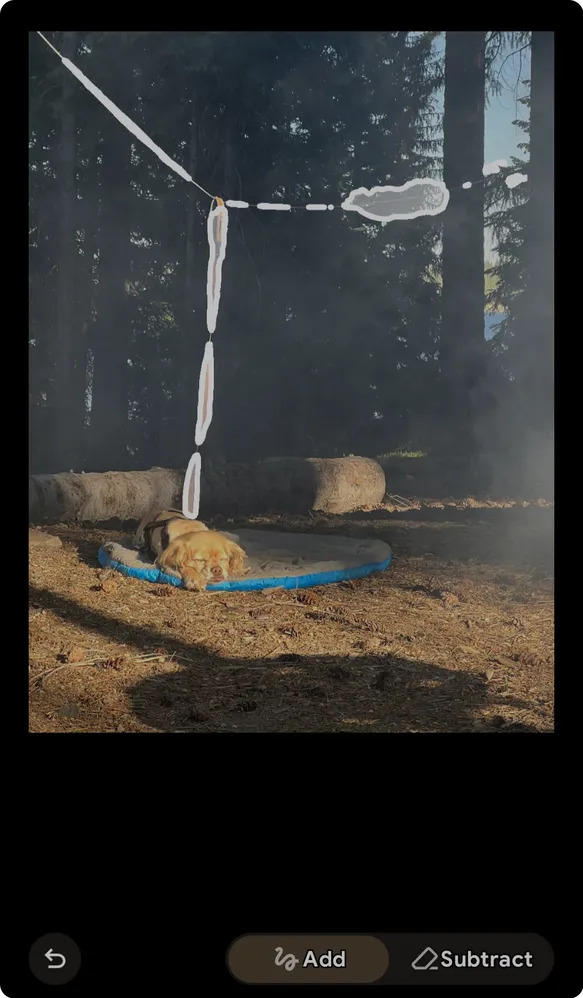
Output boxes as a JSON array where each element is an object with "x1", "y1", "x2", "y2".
[{"x1": 29, "y1": 457, "x2": 386, "y2": 524}]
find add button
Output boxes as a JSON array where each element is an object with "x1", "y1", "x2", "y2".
[{"x1": 227, "y1": 934, "x2": 389, "y2": 984}]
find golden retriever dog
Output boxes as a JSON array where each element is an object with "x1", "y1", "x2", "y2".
[
  {"x1": 157, "y1": 529, "x2": 247, "y2": 591},
  {"x1": 135, "y1": 508, "x2": 208, "y2": 558}
]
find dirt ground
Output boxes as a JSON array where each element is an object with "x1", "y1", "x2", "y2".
[{"x1": 28, "y1": 497, "x2": 554, "y2": 733}]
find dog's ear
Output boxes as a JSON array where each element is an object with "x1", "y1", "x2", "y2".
[
  {"x1": 157, "y1": 538, "x2": 185, "y2": 571},
  {"x1": 227, "y1": 541, "x2": 246, "y2": 573}
]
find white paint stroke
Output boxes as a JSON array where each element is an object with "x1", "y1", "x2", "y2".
[
  {"x1": 195, "y1": 341, "x2": 214, "y2": 448},
  {"x1": 256, "y1": 203, "x2": 291, "y2": 211},
  {"x1": 506, "y1": 173, "x2": 528, "y2": 189},
  {"x1": 225, "y1": 200, "x2": 249, "y2": 208},
  {"x1": 462, "y1": 181, "x2": 472, "y2": 189},
  {"x1": 482, "y1": 159, "x2": 508, "y2": 177},
  {"x1": 306, "y1": 204, "x2": 328, "y2": 211},
  {"x1": 206, "y1": 203, "x2": 229, "y2": 335},
  {"x1": 62, "y1": 59, "x2": 194, "y2": 186},
  {"x1": 342, "y1": 179, "x2": 449, "y2": 223},
  {"x1": 182, "y1": 451, "x2": 202, "y2": 520}
]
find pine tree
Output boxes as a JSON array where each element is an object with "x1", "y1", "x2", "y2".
[
  {"x1": 29, "y1": 32, "x2": 444, "y2": 472},
  {"x1": 440, "y1": 31, "x2": 487, "y2": 456}
]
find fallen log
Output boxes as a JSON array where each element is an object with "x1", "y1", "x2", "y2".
[{"x1": 29, "y1": 457, "x2": 386, "y2": 524}]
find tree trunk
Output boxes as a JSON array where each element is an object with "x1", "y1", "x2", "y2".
[
  {"x1": 519, "y1": 31, "x2": 554, "y2": 432},
  {"x1": 87, "y1": 114, "x2": 133, "y2": 471},
  {"x1": 52, "y1": 30, "x2": 78, "y2": 472},
  {"x1": 29, "y1": 456, "x2": 386, "y2": 523},
  {"x1": 72, "y1": 200, "x2": 99, "y2": 470},
  {"x1": 440, "y1": 31, "x2": 486, "y2": 453}
]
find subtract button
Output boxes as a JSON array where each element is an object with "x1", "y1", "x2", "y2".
[{"x1": 227, "y1": 934, "x2": 389, "y2": 984}]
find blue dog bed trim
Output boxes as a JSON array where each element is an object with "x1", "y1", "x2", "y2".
[{"x1": 97, "y1": 545, "x2": 392, "y2": 592}]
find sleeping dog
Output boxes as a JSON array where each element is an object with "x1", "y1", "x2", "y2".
[
  {"x1": 135, "y1": 508, "x2": 246, "y2": 591},
  {"x1": 134, "y1": 508, "x2": 208, "y2": 558}
]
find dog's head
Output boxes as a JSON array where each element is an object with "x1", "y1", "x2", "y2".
[{"x1": 173, "y1": 530, "x2": 246, "y2": 584}]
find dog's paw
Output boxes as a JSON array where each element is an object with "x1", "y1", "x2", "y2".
[{"x1": 183, "y1": 577, "x2": 206, "y2": 592}]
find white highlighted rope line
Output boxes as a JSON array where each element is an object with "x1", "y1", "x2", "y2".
[
  {"x1": 206, "y1": 202, "x2": 229, "y2": 335},
  {"x1": 483, "y1": 159, "x2": 508, "y2": 176},
  {"x1": 195, "y1": 341, "x2": 214, "y2": 448},
  {"x1": 63, "y1": 59, "x2": 198, "y2": 187},
  {"x1": 506, "y1": 173, "x2": 528, "y2": 189},
  {"x1": 36, "y1": 30, "x2": 529, "y2": 527},
  {"x1": 37, "y1": 33, "x2": 214, "y2": 201},
  {"x1": 37, "y1": 33, "x2": 528, "y2": 212},
  {"x1": 182, "y1": 201, "x2": 226, "y2": 517},
  {"x1": 342, "y1": 179, "x2": 450, "y2": 223},
  {"x1": 482, "y1": 160, "x2": 527, "y2": 189},
  {"x1": 182, "y1": 452, "x2": 202, "y2": 520}
]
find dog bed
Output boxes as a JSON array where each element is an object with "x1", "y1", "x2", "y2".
[{"x1": 98, "y1": 528, "x2": 392, "y2": 591}]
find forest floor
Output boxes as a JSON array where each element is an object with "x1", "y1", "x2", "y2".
[{"x1": 29, "y1": 490, "x2": 554, "y2": 734}]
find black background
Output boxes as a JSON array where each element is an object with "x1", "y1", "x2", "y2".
[{"x1": 3, "y1": 731, "x2": 577, "y2": 995}]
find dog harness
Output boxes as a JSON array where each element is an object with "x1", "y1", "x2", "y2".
[{"x1": 141, "y1": 509, "x2": 187, "y2": 560}]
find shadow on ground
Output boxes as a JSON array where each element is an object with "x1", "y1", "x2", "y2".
[
  {"x1": 43, "y1": 520, "x2": 137, "y2": 570},
  {"x1": 29, "y1": 585, "x2": 541, "y2": 734}
]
